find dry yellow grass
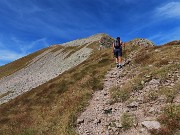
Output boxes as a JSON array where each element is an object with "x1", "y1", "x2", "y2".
[{"x1": 110, "y1": 41, "x2": 180, "y2": 135}]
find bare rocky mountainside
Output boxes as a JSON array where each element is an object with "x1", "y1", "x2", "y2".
[
  {"x1": 0, "y1": 34, "x2": 179, "y2": 135},
  {"x1": 0, "y1": 33, "x2": 109, "y2": 105}
]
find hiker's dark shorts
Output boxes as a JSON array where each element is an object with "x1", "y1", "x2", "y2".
[{"x1": 114, "y1": 48, "x2": 122, "y2": 58}]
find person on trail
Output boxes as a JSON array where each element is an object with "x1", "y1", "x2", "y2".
[{"x1": 112, "y1": 37, "x2": 125, "y2": 69}]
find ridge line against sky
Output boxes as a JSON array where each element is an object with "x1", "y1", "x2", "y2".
[{"x1": 0, "y1": 0, "x2": 180, "y2": 66}]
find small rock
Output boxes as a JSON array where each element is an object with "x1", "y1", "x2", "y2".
[
  {"x1": 108, "y1": 126, "x2": 112, "y2": 130},
  {"x1": 127, "y1": 101, "x2": 139, "y2": 108},
  {"x1": 115, "y1": 122, "x2": 122, "y2": 128},
  {"x1": 155, "y1": 49, "x2": 160, "y2": 52},
  {"x1": 96, "y1": 97, "x2": 100, "y2": 101},
  {"x1": 94, "y1": 119, "x2": 101, "y2": 125},
  {"x1": 141, "y1": 120, "x2": 161, "y2": 130},
  {"x1": 148, "y1": 107, "x2": 155, "y2": 114},
  {"x1": 77, "y1": 118, "x2": 84, "y2": 124},
  {"x1": 111, "y1": 127, "x2": 118, "y2": 132},
  {"x1": 145, "y1": 75, "x2": 151, "y2": 78},
  {"x1": 141, "y1": 80, "x2": 145, "y2": 85},
  {"x1": 168, "y1": 61, "x2": 173, "y2": 64},
  {"x1": 158, "y1": 95, "x2": 166, "y2": 102},
  {"x1": 139, "y1": 128, "x2": 146, "y2": 133},
  {"x1": 106, "y1": 131, "x2": 110, "y2": 135},
  {"x1": 148, "y1": 65, "x2": 153, "y2": 67},
  {"x1": 85, "y1": 130, "x2": 90, "y2": 135},
  {"x1": 149, "y1": 79, "x2": 160, "y2": 85},
  {"x1": 104, "y1": 108, "x2": 112, "y2": 114}
]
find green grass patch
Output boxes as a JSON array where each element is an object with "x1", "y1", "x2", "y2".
[
  {"x1": 110, "y1": 83, "x2": 132, "y2": 103},
  {"x1": 151, "y1": 104, "x2": 180, "y2": 135},
  {"x1": 159, "y1": 87, "x2": 176, "y2": 103},
  {"x1": 147, "y1": 91, "x2": 159, "y2": 101},
  {"x1": 159, "y1": 82, "x2": 180, "y2": 103},
  {"x1": 121, "y1": 113, "x2": 135, "y2": 130}
]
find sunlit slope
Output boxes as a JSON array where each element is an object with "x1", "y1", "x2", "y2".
[
  {"x1": 0, "y1": 37, "x2": 160, "y2": 135},
  {"x1": 0, "y1": 34, "x2": 109, "y2": 105}
]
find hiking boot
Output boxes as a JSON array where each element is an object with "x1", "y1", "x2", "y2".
[
  {"x1": 119, "y1": 65, "x2": 122, "y2": 69},
  {"x1": 116, "y1": 64, "x2": 119, "y2": 68}
]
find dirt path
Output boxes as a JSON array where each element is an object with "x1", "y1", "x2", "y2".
[
  {"x1": 77, "y1": 67, "x2": 121, "y2": 135},
  {"x1": 76, "y1": 61, "x2": 144, "y2": 135}
]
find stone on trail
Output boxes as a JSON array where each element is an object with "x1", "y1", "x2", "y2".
[
  {"x1": 141, "y1": 120, "x2": 161, "y2": 130},
  {"x1": 77, "y1": 118, "x2": 84, "y2": 124}
]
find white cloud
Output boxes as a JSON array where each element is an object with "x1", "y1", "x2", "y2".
[
  {"x1": 0, "y1": 49, "x2": 25, "y2": 61},
  {"x1": 148, "y1": 27, "x2": 180, "y2": 45},
  {"x1": 1, "y1": 0, "x2": 43, "y2": 18},
  {"x1": 155, "y1": 2, "x2": 180, "y2": 18},
  {"x1": 0, "y1": 37, "x2": 49, "y2": 66},
  {"x1": 11, "y1": 37, "x2": 48, "y2": 54}
]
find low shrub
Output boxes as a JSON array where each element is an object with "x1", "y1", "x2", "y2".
[{"x1": 121, "y1": 113, "x2": 135, "y2": 130}]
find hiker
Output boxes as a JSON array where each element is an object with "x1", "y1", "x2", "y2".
[{"x1": 112, "y1": 37, "x2": 124, "y2": 68}]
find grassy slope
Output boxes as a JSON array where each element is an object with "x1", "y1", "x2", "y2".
[
  {"x1": 137, "y1": 43, "x2": 180, "y2": 135},
  {"x1": 110, "y1": 41, "x2": 180, "y2": 134},
  {"x1": 0, "y1": 42, "x2": 114, "y2": 135}
]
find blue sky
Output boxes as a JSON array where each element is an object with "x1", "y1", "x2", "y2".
[{"x1": 0, "y1": 0, "x2": 180, "y2": 66}]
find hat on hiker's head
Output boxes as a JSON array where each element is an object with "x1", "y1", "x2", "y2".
[{"x1": 117, "y1": 37, "x2": 120, "y2": 40}]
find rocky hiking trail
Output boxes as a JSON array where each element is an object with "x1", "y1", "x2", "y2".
[
  {"x1": 77, "y1": 53, "x2": 180, "y2": 134},
  {"x1": 76, "y1": 62, "x2": 149, "y2": 135},
  {"x1": 76, "y1": 49, "x2": 142, "y2": 135},
  {"x1": 77, "y1": 66, "x2": 129, "y2": 135}
]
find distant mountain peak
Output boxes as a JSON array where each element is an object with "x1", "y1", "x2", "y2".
[
  {"x1": 60, "y1": 33, "x2": 111, "y2": 46},
  {"x1": 129, "y1": 38, "x2": 155, "y2": 46}
]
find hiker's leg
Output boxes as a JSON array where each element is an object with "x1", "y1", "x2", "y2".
[
  {"x1": 116, "y1": 57, "x2": 119, "y2": 68},
  {"x1": 117, "y1": 56, "x2": 120, "y2": 63},
  {"x1": 119, "y1": 48, "x2": 123, "y2": 66},
  {"x1": 115, "y1": 57, "x2": 118, "y2": 63},
  {"x1": 117, "y1": 49, "x2": 122, "y2": 65},
  {"x1": 114, "y1": 49, "x2": 119, "y2": 66},
  {"x1": 117, "y1": 56, "x2": 122, "y2": 68},
  {"x1": 119, "y1": 56, "x2": 122, "y2": 63}
]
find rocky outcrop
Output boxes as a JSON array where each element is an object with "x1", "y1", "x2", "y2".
[
  {"x1": 61, "y1": 33, "x2": 107, "y2": 46},
  {"x1": 99, "y1": 35, "x2": 114, "y2": 48},
  {"x1": 129, "y1": 38, "x2": 155, "y2": 46}
]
